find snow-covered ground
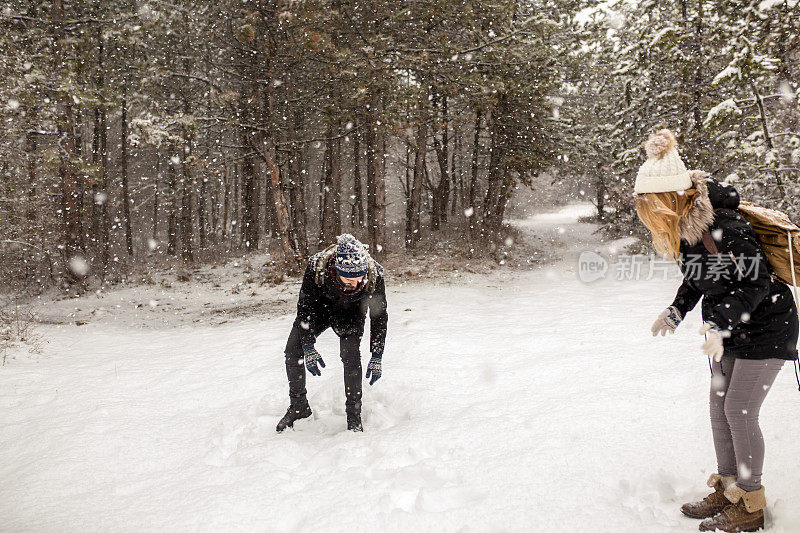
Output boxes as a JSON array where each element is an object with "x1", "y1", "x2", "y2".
[{"x1": 2, "y1": 204, "x2": 799, "y2": 532}]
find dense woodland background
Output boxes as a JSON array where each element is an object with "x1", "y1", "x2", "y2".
[{"x1": 1, "y1": 0, "x2": 798, "y2": 293}]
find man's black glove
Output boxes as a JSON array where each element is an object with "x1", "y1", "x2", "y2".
[
  {"x1": 302, "y1": 344, "x2": 326, "y2": 376},
  {"x1": 365, "y1": 354, "x2": 382, "y2": 385}
]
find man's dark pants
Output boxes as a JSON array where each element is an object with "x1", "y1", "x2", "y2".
[{"x1": 284, "y1": 324, "x2": 363, "y2": 415}]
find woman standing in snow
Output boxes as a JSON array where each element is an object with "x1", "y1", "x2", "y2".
[{"x1": 635, "y1": 130, "x2": 798, "y2": 532}]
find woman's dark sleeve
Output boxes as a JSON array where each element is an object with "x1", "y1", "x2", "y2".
[
  {"x1": 671, "y1": 276, "x2": 703, "y2": 318},
  {"x1": 706, "y1": 218, "x2": 771, "y2": 332}
]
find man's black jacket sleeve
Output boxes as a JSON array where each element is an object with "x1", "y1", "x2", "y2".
[
  {"x1": 367, "y1": 276, "x2": 388, "y2": 356},
  {"x1": 295, "y1": 264, "x2": 320, "y2": 347}
]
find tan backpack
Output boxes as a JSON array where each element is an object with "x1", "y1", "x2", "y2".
[{"x1": 736, "y1": 201, "x2": 800, "y2": 292}]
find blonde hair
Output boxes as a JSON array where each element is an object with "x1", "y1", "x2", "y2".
[{"x1": 635, "y1": 188, "x2": 699, "y2": 260}]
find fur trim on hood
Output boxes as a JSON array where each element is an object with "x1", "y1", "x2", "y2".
[{"x1": 678, "y1": 170, "x2": 715, "y2": 246}]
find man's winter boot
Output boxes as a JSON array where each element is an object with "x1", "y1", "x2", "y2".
[
  {"x1": 699, "y1": 485, "x2": 766, "y2": 532},
  {"x1": 682, "y1": 474, "x2": 737, "y2": 519},
  {"x1": 276, "y1": 402, "x2": 312, "y2": 433},
  {"x1": 276, "y1": 358, "x2": 311, "y2": 432},
  {"x1": 346, "y1": 411, "x2": 363, "y2": 432}
]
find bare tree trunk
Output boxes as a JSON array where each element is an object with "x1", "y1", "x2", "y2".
[
  {"x1": 209, "y1": 169, "x2": 218, "y2": 244},
  {"x1": 180, "y1": 143, "x2": 195, "y2": 262},
  {"x1": 468, "y1": 109, "x2": 482, "y2": 234},
  {"x1": 691, "y1": 0, "x2": 704, "y2": 131},
  {"x1": 430, "y1": 91, "x2": 447, "y2": 230},
  {"x1": 750, "y1": 79, "x2": 785, "y2": 197},
  {"x1": 241, "y1": 130, "x2": 260, "y2": 250},
  {"x1": 482, "y1": 109, "x2": 507, "y2": 236},
  {"x1": 352, "y1": 129, "x2": 365, "y2": 228},
  {"x1": 439, "y1": 95, "x2": 450, "y2": 224},
  {"x1": 366, "y1": 92, "x2": 386, "y2": 259},
  {"x1": 197, "y1": 161, "x2": 207, "y2": 250},
  {"x1": 26, "y1": 132, "x2": 37, "y2": 224},
  {"x1": 233, "y1": 161, "x2": 240, "y2": 245},
  {"x1": 91, "y1": 109, "x2": 101, "y2": 241},
  {"x1": 153, "y1": 155, "x2": 160, "y2": 242},
  {"x1": 287, "y1": 103, "x2": 308, "y2": 255},
  {"x1": 120, "y1": 85, "x2": 134, "y2": 256},
  {"x1": 262, "y1": 156, "x2": 279, "y2": 238},
  {"x1": 221, "y1": 159, "x2": 229, "y2": 241},
  {"x1": 167, "y1": 147, "x2": 178, "y2": 255},
  {"x1": 596, "y1": 163, "x2": 606, "y2": 220},
  {"x1": 90, "y1": 26, "x2": 110, "y2": 273},
  {"x1": 406, "y1": 111, "x2": 427, "y2": 248},
  {"x1": 451, "y1": 124, "x2": 460, "y2": 217},
  {"x1": 679, "y1": 0, "x2": 691, "y2": 135},
  {"x1": 320, "y1": 120, "x2": 342, "y2": 245},
  {"x1": 483, "y1": 169, "x2": 510, "y2": 235},
  {"x1": 74, "y1": 109, "x2": 87, "y2": 240},
  {"x1": 53, "y1": 0, "x2": 83, "y2": 265},
  {"x1": 99, "y1": 100, "x2": 109, "y2": 270},
  {"x1": 404, "y1": 136, "x2": 411, "y2": 203},
  {"x1": 264, "y1": 148, "x2": 301, "y2": 272},
  {"x1": 292, "y1": 160, "x2": 308, "y2": 256}
]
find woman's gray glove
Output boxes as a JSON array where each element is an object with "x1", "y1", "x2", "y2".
[
  {"x1": 700, "y1": 322, "x2": 725, "y2": 361},
  {"x1": 651, "y1": 306, "x2": 683, "y2": 336}
]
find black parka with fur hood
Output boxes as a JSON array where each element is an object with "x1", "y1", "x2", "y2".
[
  {"x1": 670, "y1": 173, "x2": 798, "y2": 360},
  {"x1": 292, "y1": 251, "x2": 388, "y2": 357}
]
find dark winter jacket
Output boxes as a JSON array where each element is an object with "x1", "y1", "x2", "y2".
[
  {"x1": 670, "y1": 172, "x2": 798, "y2": 360},
  {"x1": 292, "y1": 251, "x2": 388, "y2": 356}
]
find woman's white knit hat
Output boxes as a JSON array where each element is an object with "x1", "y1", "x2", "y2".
[{"x1": 634, "y1": 129, "x2": 692, "y2": 194}]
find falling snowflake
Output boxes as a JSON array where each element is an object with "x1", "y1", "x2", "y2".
[
  {"x1": 68, "y1": 256, "x2": 90, "y2": 277},
  {"x1": 779, "y1": 80, "x2": 795, "y2": 103},
  {"x1": 739, "y1": 463, "x2": 752, "y2": 480},
  {"x1": 605, "y1": 10, "x2": 626, "y2": 30}
]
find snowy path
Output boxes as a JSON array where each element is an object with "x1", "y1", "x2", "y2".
[{"x1": 2, "y1": 204, "x2": 799, "y2": 532}]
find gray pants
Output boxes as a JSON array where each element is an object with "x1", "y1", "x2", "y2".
[{"x1": 710, "y1": 356, "x2": 784, "y2": 491}]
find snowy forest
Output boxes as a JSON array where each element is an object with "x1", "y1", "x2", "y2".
[
  {"x1": 3, "y1": 2, "x2": 800, "y2": 531},
  {"x1": 1, "y1": 0, "x2": 797, "y2": 292}
]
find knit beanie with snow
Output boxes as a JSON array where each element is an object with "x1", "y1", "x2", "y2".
[
  {"x1": 634, "y1": 129, "x2": 692, "y2": 194},
  {"x1": 334, "y1": 234, "x2": 370, "y2": 278}
]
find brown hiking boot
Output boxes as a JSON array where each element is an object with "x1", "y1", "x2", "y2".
[
  {"x1": 699, "y1": 485, "x2": 766, "y2": 532},
  {"x1": 682, "y1": 474, "x2": 737, "y2": 519}
]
